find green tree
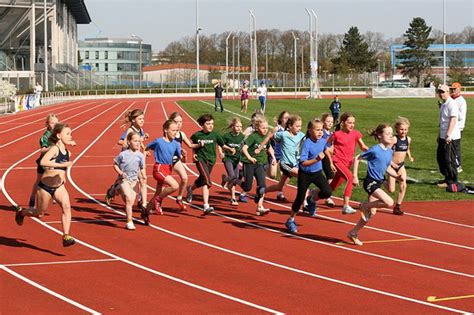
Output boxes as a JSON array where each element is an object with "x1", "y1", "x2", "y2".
[
  {"x1": 448, "y1": 51, "x2": 470, "y2": 85},
  {"x1": 398, "y1": 17, "x2": 435, "y2": 87},
  {"x1": 332, "y1": 26, "x2": 376, "y2": 73}
]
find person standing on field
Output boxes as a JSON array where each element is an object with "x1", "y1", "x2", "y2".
[{"x1": 450, "y1": 82, "x2": 467, "y2": 173}]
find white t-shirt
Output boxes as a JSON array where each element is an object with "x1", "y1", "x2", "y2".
[
  {"x1": 257, "y1": 86, "x2": 267, "y2": 97},
  {"x1": 439, "y1": 97, "x2": 461, "y2": 140},
  {"x1": 452, "y1": 95, "x2": 467, "y2": 131}
]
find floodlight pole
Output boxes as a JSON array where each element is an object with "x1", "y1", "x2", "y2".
[
  {"x1": 305, "y1": 8, "x2": 314, "y2": 98},
  {"x1": 44, "y1": 0, "x2": 48, "y2": 91},
  {"x1": 265, "y1": 40, "x2": 268, "y2": 83},
  {"x1": 292, "y1": 32, "x2": 299, "y2": 98},
  {"x1": 311, "y1": 9, "x2": 319, "y2": 98},
  {"x1": 196, "y1": 0, "x2": 200, "y2": 92},
  {"x1": 249, "y1": 9, "x2": 257, "y2": 89},
  {"x1": 442, "y1": 0, "x2": 446, "y2": 84},
  {"x1": 225, "y1": 31, "x2": 233, "y2": 96}
]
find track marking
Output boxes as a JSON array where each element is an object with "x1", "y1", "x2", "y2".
[
  {"x1": 0, "y1": 100, "x2": 108, "y2": 148},
  {"x1": 336, "y1": 238, "x2": 422, "y2": 245},
  {"x1": 44, "y1": 218, "x2": 127, "y2": 224},
  {"x1": 197, "y1": 100, "x2": 473, "y2": 229},
  {"x1": 3, "y1": 258, "x2": 119, "y2": 267},
  {"x1": 427, "y1": 295, "x2": 474, "y2": 302},
  {"x1": 1, "y1": 265, "x2": 100, "y2": 314}
]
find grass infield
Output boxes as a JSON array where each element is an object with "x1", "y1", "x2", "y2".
[{"x1": 178, "y1": 97, "x2": 473, "y2": 202}]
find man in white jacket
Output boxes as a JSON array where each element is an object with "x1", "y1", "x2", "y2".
[{"x1": 450, "y1": 82, "x2": 467, "y2": 173}]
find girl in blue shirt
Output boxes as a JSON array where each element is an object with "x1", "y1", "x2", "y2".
[
  {"x1": 349, "y1": 123, "x2": 402, "y2": 245},
  {"x1": 285, "y1": 119, "x2": 333, "y2": 234}
]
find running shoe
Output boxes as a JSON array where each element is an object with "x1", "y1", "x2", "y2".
[
  {"x1": 140, "y1": 207, "x2": 150, "y2": 225},
  {"x1": 256, "y1": 207, "x2": 270, "y2": 216},
  {"x1": 62, "y1": 235, "x2": 76, "y2": 247},
  {"x1": 185, "y1": 185, "x2": 193, "y2": 203},
  {"x1": 342, "y1": 205, "x2": 356, "y2": 215},
  {"x1": 393, "y1": 204, "x2": 404, "y2": 216},
  {"x1": 203, "y1": 206, "x2": 215, "y2": 215},
  {"x1": 153, "y1": 196, "x2": 163, "y2": 215},
  {"x1": 285, "y1": 218, "x2": 298, "y2": 234},
  {"x1": 325, "y1": 198, "x2": 336, "y2": 207},
  {"x1": 230, "y1": 198, "x2": 238, "y2": 206},
  {"x1": 276, "y1": 194, "x2": 287, "y2": 202},
  {"x1": 176, "y1": 198, "x2": 186, "y2": 211},
  {"x1": 105, "y1": 186, "x2": 115, "y2": 206},
  {"x1": 239, "y1": 194, "x2": 248, "y2": 203},
  {"x1": 125, "y1": 221, "x2": 136, "y2": 230},
  {"x1": 305, "y1": 196, "x2": 317, "y2": 217},
  {"x1": 347, "y1": 231, "x2": 363, "y2": 246},
  {"x1": 15, "y1": 206, "x2": 24, "y2": 226}
]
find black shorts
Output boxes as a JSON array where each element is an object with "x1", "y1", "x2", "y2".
[
  {"x1": 392, "y1": 162, "x2": 405, "y2": 172},
  {"x1": 363, "y1": 176, "x2": 384, "y2": 195},
  {"x1": 280, "y1": 162, "x2": 296, "y2": 178}
]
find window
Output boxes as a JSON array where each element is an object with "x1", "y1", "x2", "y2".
[
  {"x1": 85, "y1": 51, "x2": 89, "y2": 59},
  {"x1": 95, "y1": 63, "x2": 99, "y2": 70},
  {"x1": 95, "y1": 51, "x2": 99, "y2": 59},
  {"x1": 105, "y1": 51, "x2": 108, "y2": 59},
  {"x1": 105, "y1": 63, "x2": 108, "y2": 71}
]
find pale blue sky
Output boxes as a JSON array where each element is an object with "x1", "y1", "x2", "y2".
[{"x1": 78, "y1": 0, "x2": 473, "y2": 52}]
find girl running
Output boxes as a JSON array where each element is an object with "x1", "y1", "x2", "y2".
[
  {"x1": 169, "y1": 112, "x2": 201, "y2": 210},
  {"x1": 240, "y1": 81, "x2": 250, "y2": 113},
  {"x1": 349, "y1": 124, "x2": 402, "y2": 245},
  {"x1": 321, "y1": 113, "x2": 336, "y2": 207},
  {"x1": 28, "y1": 113, "x2": 59, "y2": 208},
  {"x1": 327, "y1": 112, "x2": 368, "y2": 215},
  {"x1": 270, "y1": 111, "x2": 290, "y2": 199},
  {"x1": 264, "y1": 114, "x2": 305, "y2": 201},
  {"x1": 388, "y1": 117, "x2": 414, "y2": 215},
  {"x1": 146, "y1": 119, "x2": 181, "y2": 217},
  {"x1": 220, "y1": 117, "x2": 245, "y2": 205},
  {"x1": 15, "y1": 123, "x2": 76, "y2": 247},
  {"x1": 112, "y1": 132, "x2": 147, "y2": 230},
  {"x1": 241, "y1": 116, "x2": 276, "y2": 216},
  {"x1": 186, "y1": 114, "x2": 228, "y2": 214},
  {"x1": 106, "y1": 109, "x2": 148, "y2": 210},
  {"x1": 285, "y1": 119, "x2": 332, "y2": 234}
]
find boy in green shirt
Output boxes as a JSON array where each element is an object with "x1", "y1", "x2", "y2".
[{"x1": 186, "y1": 114, "x2": 229, "y2": 214}]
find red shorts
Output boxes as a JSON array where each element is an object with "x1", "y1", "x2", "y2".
[{"x1": 153, "y1": 163, "x2": 173, "y2": 185}]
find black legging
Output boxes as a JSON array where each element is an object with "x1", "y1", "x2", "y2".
[
  {"x1": 291, "y1": 169, "x2": 332, "y2": 213},
  {"x1": 436, "y1": 138, "x2": 459, "y2": 184},
  {"x1": 241, "y1": 163, "x2": 266, "y2": 192}
]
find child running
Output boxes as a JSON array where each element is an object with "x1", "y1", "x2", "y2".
[
  {"x1": 220, "y1": 117, "x2": 245, "y2": 205},
  {"x1": 146, "y1": 119, "x2": 181, "y2": 217},
  {"x1": 28, "y1": 113, "x2": 59, "y2": 208},
  {"x1": 15, "y1": 123, "x2": 76, "y2": 247},
  {"x1": 241, "y1": 116, "x2": 276, "y2": 215},
  {"x1": 321, "y1": 113, "x2": 336, "y2": 207},
  {"x1": 240, "y1": 81, "x2": 250, "y2": 113},
  {"x1": 327, "y1": 112, "x2": 368, "y2": 214},
  {"x1": 264, "y1": 114, "x2": 305, "y2": 201},
  {"x1": 112, "y1": 132, "x2": 147, "y2": 230},
  {"x1": 269, "y1": 111, "x2": 290, "y2": 200},
  {"x1": 169, "y1": 112, "x2": 201, "y2": 210},
  {"x1": 388, "y1": 117, "x2": 414, "y2": 215},
  {"x1": 285, "y1": 119, "x2": 333, "y2": 233},
  {"x1": 106, "y1": 109, "x2": 148, "y2": 210},
  {"x1": 349, "y1": 124, "x2": 402, "y2": 246},
  {"x1": 186, "y1": 114, "x2": 228, "y2": 214}
]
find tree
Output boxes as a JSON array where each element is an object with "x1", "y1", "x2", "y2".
[
  {"x1": 332, "y1": 26, "x2": 376, "y2": 73},
  {"x1": 398, "y1": 17, "x2": 435, "y2": 87},
  {"x1": 448, "y1": 51, "x2": 470, "y2": 85}
]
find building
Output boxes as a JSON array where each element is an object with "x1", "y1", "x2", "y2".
[
  {"x1": 390, "y1": 44, "x2": 474, "y2": 76},
  {"x1": 78, "y1": 37, "x2": 152, "y2": 84},
  {"x1": 0, "y1": 0, "x2": 91, "y2": 90}
]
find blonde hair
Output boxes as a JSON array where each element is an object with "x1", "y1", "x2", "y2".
[
  {"x1": 285, "y1": 114, "x2": 302, "y2": 129},
  {"x1": 225, "y1": 117, "x2": 242, "y2": 130},
  {"x1": 394, "y1": 116, "x2": 410, "y2": 130},
  {"x1": 45, "y1": 113, "x2": 58, "y2": 129}
]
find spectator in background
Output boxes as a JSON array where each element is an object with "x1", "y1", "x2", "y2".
[
  {"x1": 214, "y1": 81, "x2": 224, "y2": 112},
  {"x1": 257, "y1": 81, "x2": 268, "y2": 113},
  {"x1": 436, "y1": 84, "x2": 461, "y2": 187},
  {"x1": 450, "y1": 82, "x2": 467, "y2": 173},
  {"x1": 34, "y1": 82, "x2": 43, "y2": 105},
  {"x1": 329, "y1": 95, "x2": 342, "y2": 123}
]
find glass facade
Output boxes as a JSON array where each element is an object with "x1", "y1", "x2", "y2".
[{"x1": 390, "y1": 44, "x2": 474, "y2": 68}]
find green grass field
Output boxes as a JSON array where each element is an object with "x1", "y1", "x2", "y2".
[{"x1": 178, "y1": 97, "x2": 473, "y2": 202}]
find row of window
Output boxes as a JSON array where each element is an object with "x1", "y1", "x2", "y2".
[
  {"x1": 83, "y1": 63, "x2": 139, "y2": 72},
  {"x1": 83, "y1": 51, "x2": 147, "y2": 61}
]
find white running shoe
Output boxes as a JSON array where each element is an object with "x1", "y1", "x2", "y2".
[{"x1": 125, "y1": 221, "x2": 136, "y2": 230}]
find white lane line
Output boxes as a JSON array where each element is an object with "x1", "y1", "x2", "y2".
[
  {"x1": 44, "y1": 218, "x2": 127, "y2": 224},
  {"x1": 4, "y1": 258, "x2": 119, "y2": 267},
  {"x1": 63, "y1": 99, "x2": 283, "y2": 314},
  {"x1": 173, "y1": 100, "x2": 474, "y2": 276},
  {"x1": 0, "y1": 100, "x2": 84, "y2": 125},
  {"x1": 198, "y1": 100, "x2": 474, "y2": 229},
  {"x1": 0, "y1": 100, "x2": 108, "y2": 148},
  {"x1": 0, "y1": 100, "x2": 96, "y2": 134},
  {"x1": 1, "y1": 265, "x2": 100, "y2": 314}
]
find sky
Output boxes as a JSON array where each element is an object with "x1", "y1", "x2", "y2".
[{"x1": 78, "y1": 0, "x2": 473, "y2": 52}]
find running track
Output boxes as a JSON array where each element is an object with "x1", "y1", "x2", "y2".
[{"x1": 1, "y1": 98, "x2": 473, "y2": 314}]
